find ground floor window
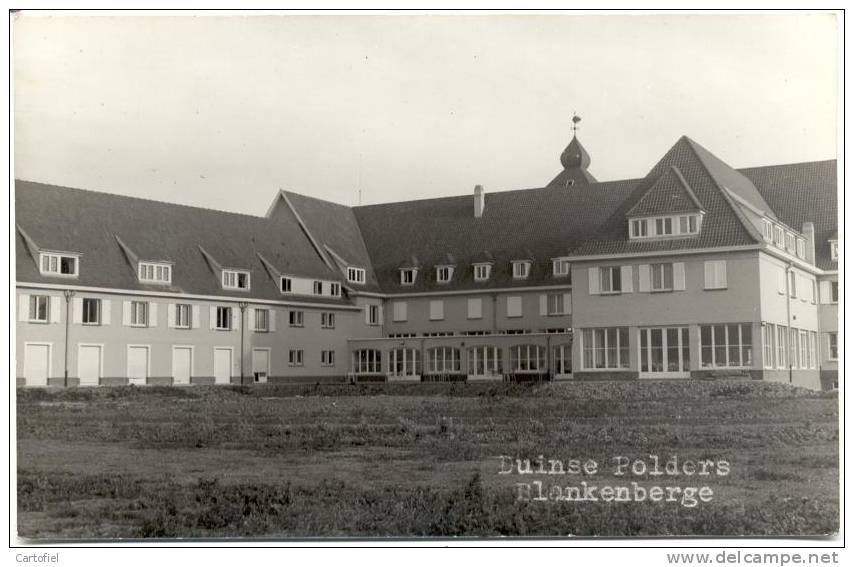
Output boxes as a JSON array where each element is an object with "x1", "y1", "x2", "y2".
[
  {"x1": 828, "y1": 332, "x2": 838, "y2": 361},
  {"x1": 553, "y1": 344, "x2": 572, "y2": 374},
  {"x1": 468, "y1": 346, "x2": 502, "y2": 376},
  {"x1": 776, "y1": 325, "x2": 787, "y2": 368},
  {"x1": 288, "y1": 349, "x2": 304, "y2": 366},
  {"x1": 762, "y1": 323, "x2": 774, "y2": 369},
  {"x1": 390, "y1": 348, "x2": 420, "y2": 376},
  {"x1": 582, "y1": 327, "x2": 629, "y2": 369},
  {"x1": 352, "y1": 349, "x2": 382, "y2": 374},
  {"x1": 426, "y1": 347, "x2": 460, "y2": 374},
  {"x1": 640, "y1": 327, "x2": 689, "y2": 373},
  {"x1": 510, "y1": 344, "x2": 546, "y2": 373},
  {"x1": 799, "y1": 330, "x2": 809, "y2": 369},
  {"x1": 810, "y1": 331, "x2": 818, "y2": 369},
  {"x1": 700, "y1": 324, "x2": 752, "y2": 368}
]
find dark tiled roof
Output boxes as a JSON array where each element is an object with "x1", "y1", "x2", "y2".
[
  {"x1": 625, "y1": 166, "x2": 704, "y2": 217},
  {"x1": 353, "y1": 181, "x2": 637, "y2": 292},
  {"x1": 740, "y1": 160, "x2": 838, "y2": 270},
  {"x1": 15, "y1": 180, "x2": 351, "y2": 305}
]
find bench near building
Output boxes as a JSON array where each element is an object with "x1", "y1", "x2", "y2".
[{"x1": 15, "y1": 128, "x2": 839, "y2": 389}]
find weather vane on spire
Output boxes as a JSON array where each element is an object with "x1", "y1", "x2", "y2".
[{"x1": 571, "y1": 112, "x2": 582, "y2": 135}]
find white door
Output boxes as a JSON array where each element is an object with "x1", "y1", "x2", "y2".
[
  {"x1": 24, "y1": 344, "x2": 50, "y2": 386},
  {"x1": 78, "y1": 345, "x2": 102, "y2": 386},
  {"x1": 252, "y1": 349, "x2": 270, "y2": 383},
  {"x1": 172, "y1": 347, "x2": 192, "y2": 385},
  {"x1": 214, "y1": 348, "x2": 232, "y2": 384},
  {"x1": 127, "y1": 346, "x2": 149, "y2": 385}
]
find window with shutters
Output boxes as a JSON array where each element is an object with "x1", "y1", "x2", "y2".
[
  {"x1": 222, "y1": 270, "x2": 250, "y2": 290},
  {"x1": 29, "y1": 295, "x2": 50, "y2": 323},
  {"x1": 467, "y1": 298, "x2": 482, "y2": 319},
  {"x1": 82, "y1": 298, "x2": 101, "y2": 325},
  {"x1": 650, "y1": 263, "x2": 674, "y2": 292},
  {"x1": 254, "y1": 309, "x2": 269, "y2": 332},
  {"x1": 546, "y1": 293, "x2": 565, "y2": 316},
  {"x1": 175, "y1": 304, "x2": 191, "y2": 329},
  {"x1": 429, "y1": 300, "x2": 444, "y2": 321},
  {"x1": 138, "y1": 262, "x2": 172, "y2": 284},
  {"x1": 321, "y1": 312, "x2": 336, "y2": 328},
  {"x1": 289, "y1": 310, "x2": 304, "y2": 327},
  {"x1": 215, "y1": 306, "x2": 231, "y2": 330},
  {"x1": 131, "y1": 301, "x2": 148, "y2": 327},
  {"x1": 600, "y1": 266, "x2": 622, "y2": 293},
  {"x1": 39, "y1": 252, "x2": 79, "y2": 277},
  {"x1": 507, "y1": 296, "x2": 522, "y2": 318},
  {"x1": 392, "y1": 302, "x2": 407, "y2": 322},
  {"x1": 704, "y1": 260, "x2": 727, "y2": 290}
]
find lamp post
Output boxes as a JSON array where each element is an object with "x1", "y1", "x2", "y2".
[
  {"x1": 63, "y1": 289, "x2": 75, "y2": 387},
  {"x1": 238, "y1": 302, "x2": 248, "y2": 384}
]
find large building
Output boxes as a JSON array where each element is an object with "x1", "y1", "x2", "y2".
[{"x1": 15, "y1": 128, "x2": 839, "y2": 389}]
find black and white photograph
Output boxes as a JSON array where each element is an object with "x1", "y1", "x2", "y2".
[{"x1": 10, "y1": 9, "x2": 843, "y2": 547}]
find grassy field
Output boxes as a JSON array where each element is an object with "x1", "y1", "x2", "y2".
[{"x1": 16, "y1": 380, "x2": 839, "y2": 539}]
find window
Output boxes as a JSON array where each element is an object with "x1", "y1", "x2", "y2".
[
  {"x1": 798, "y1": 331, "x2": 808, "y2": 369},
  {"x1": 552, "y1": 259, "x2": 570, "y2": 277},
  {"x1": 774, "y1": 226, "x2": 785, "y2": 248},
  {"x1": 467, "y1": 346, "x2": 501, "y2": 376},
  {"x1": 321, "y1": 312, "x2": 336, "y2": 329},
  {"x1": 789, "y1": 271, "x2": 797, "y2": 298},
  {"x1": 831, "y1": 281, "x2": 839, "y2": 303},
  {"x1": 400, "y1": 269, "x2": 416, "y2": 285},
  {"x1": 790, "y1": 328, "x2": 799, "y2": 369},
  {"x1": 347, "y1": 267, "x2": 366, "y2": 284},
  {"x1": 288, "y1": 349, "x2": 304, "y2": 367},
  {"x1": 467, "y1": 298, "x2": 482, "y2": 319},
  {"x1": 700, "y1": 324, "x2": 752, "y2": 368},
  {"x1": 39, "y1": 252, "x2": 78, "y2": 277},
  {"x1": 426, "y1": 347, "x2": 461, "y2": 374},
  {"x1": 390, "y1": 348, "x2": 420, "y2": 376},
  {"x1": 254, "y1": 309, "x2": 269, "y2": 332},
  {"x1": 321, "y1": 350, "x2": 335, "y2": 367},
  {"x1": 429, "y1": 300, "x2": 444, "y2": 321},
  {"x1": 392, "y1": 302, "x2": 407, "y2": 322},
  {"x1": 281, "y1": 277, "x2": 292, "y2": 293},
  {"x1": 507, "y1": 296, "x2": 522, "y2": 318},
  {"x1": 678, "y1": 215, "x2": 699, "y2": 235},
  {"x1": 547, "y1": 293, "x2": 565, "y2": 316},
  {"x1": 215, "y1": 306, "x2": 232, "y2": 330},
  {"x1": 776, "y1": 325, "x2": 787, "y2": 368},
  {"x1": 762, "y1": 219, "x2": 773, "y2": 242},
  {"x1": 810, "y1": 331, "x2": 817, "y2": 369},
  {"x1": 512, "y1": 261, "x2": 531, "y2": 279},
  {"x1": 330, "y1": 282, "x2": 341, "y2": 296},
  {"x1": 830, "y1": 240, "x2": 838, "y2": 261},
  {"x1": 785, "y1": 232, "x2": 796, "y2": 253},
  {"x1": 222, "y1": 270, "x2": 250, "y2": 290},
  {"x1": 828, "y1": 333, "x2": 838, "y2": 361},
  {"x1": 175, "y1": 304, "x2": 191, "y2": 329},
  {"x1": 600, "y1": 266, "x2": 622, "y2": 293},
  {"x1": 810, "y1": 280, "x2": 816, "y2": 304},
  {"x1": 367, "y1": 305, "x2": 380, "y2": 326},
  {"x1": 82, "y1": 298, "x2": 101, "y2": 325},
  {"x1": 130, "y1": 301, "x2": 148, "y2": 327},
  {"x1": 436, "y1": 266, "x2": 453, "y2": 283},
  {"x1": 510, "y1": 345, "x2": 546, "y2": 373},
  {"x1": 655, "y1": 217, "x2": 673, "y2": 236},
  {"x1": 29, "y1": 295, "x2": 49, "y2": 322},
  {"x1": 630, "y1": 218, "x2": 648, "y2": 238},
  {"x1": 289, "y1": 310, "x2": 304, "y2": 327},
  {"x1": 796, "y1": 239, "x2": 805, "y2": 260},
  {"x1": 138, "y1": 262, "x2": 172, "y2": 284},
  {"x1": 313, "y1": 281, "x2": 323, "y2": 295},
  {"x1": 762, "y1": 323, "x2": 775, "y2": 369},
  {"x1": 352, "y1": 349, "x2": 381, "y2": 374},
  {"x1": 651, "y1": 263, "x2": 674, "y2": 292},
  {"x1": 473, "y1": 264, "x2": 491, "y2": 281},
  {"x1": 704, "y1": 260, "x2": 727, "y2": 290},
  {"x1": 582, "y1": 327, "x2": 630, "y2": 369}
]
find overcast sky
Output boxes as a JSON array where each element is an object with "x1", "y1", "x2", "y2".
[{"x1": 13, "y1": 13, "x2": 838, "y2": 215}]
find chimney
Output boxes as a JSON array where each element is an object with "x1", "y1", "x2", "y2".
[
  {"x1": 802, "y1": 222, "x2": 816, "y2": 264},
  {"x1": 474, "y1": 185, "x2": 485, "y2": 218}
]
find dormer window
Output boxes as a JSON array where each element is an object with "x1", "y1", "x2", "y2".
[
  {"x1": 774, "y1": 226, "x2": 785, "y2": 248},
  {"x1": 629, "y1": 214, "x2": 701, "y2": 239},
  {"x1": 552, "y1": 259, "x2": 570, "y2": 277},
  {"x1": 39, "y1": 252, "x2": 79, "y2": 277},
  {"x1": 830, "y1": 240, "x2": 839, "y2": 261},
  {"x1": 330, "y1": 282, "x2": 341, "y2": 296},
  {"x1": 222, "y1": 269, "x2": 250, "y2": 290},
  {"x1": 281, "y1": 277, "x2": 292, "y2": 293},
  {"x1": 347, "y1": 267, "x2": 366, "y2": 284},
  {"x1": 512, "y1": 261, "x2": 531, "y2": 279},
  {"x1": 313, "y1": 281, "x2": 323, "y2": 295},
  {"x1": 473, "y1": 263, "x2": 491, "y2": 282},
  {"x1": 138, "y1": 262, "x2": 172, "y2": 285},
  {"x1": 436, "y1": 265, "x2": 454, "y2": 283},
  {"x1": 400, "y1": 269, "x2": 417, "y2": 285},
  {"x1": 785, "y1": 232, "x2": 796, "y2": 253},
  {"x1": 762, "y1": 219, "x2": 774, "y2": 242},
  {"x1": 796, "y1": 238, "x2": 806, "y2": 260}
]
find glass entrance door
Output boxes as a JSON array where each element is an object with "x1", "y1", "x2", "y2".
[{"x1": 639, "y1": 327, "x2": 690, "y2": 378}]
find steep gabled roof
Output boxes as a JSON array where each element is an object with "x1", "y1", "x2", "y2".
[
  {"x1": 15, "y1": 180, "x2": 350, "y2": 305},
  {"x1": 740, "y1": 160, "x2": 838, "y2": 271},
  {"x1": 625, "y1": 166, "x2": 704, "y2": 217}
]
